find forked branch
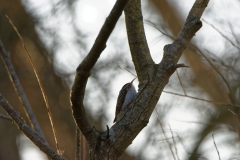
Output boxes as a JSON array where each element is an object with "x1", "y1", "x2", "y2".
[
  {"x1": 70, "y1": 0, "x2": 130, "y2": 155},
  {"x1": 71, "y1": 0, "x2": 209, "y2": 159},
  {"x1": 108, "y1": 0, "x2": 209, "y2": 156}
]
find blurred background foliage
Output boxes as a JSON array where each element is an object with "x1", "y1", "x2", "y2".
[{"x1": 0, "y1": 0, "x2": 240, "y2": 160}]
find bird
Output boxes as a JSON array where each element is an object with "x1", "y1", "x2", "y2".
[{"x1": 113, "y1": 78, "x2": 137, "y2": 123}]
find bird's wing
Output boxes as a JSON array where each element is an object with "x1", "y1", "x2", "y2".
[{"x1": 113, "y1": 83, "x2": 129, "y2": 122}]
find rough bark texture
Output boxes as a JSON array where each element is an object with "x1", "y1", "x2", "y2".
[
  {"x1": 124, "y1": 0, "x2": 154, "y2": 84},
  {"x1": 70, "y1": 0, "x2": 210, "y2": 159}
]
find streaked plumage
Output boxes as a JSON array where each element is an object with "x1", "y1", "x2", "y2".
[{"x1": 113, "y1": 78, "x2": 137, "y2": 123}]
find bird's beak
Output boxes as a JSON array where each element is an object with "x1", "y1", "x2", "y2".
[{"x1": 131, "y1": 78, "x2": 136, "y2": 84}]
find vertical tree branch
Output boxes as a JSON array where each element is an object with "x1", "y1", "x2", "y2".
[
  {"x1": 0, "y1": 40, "x2": 46, "y2": 143},
  {"x1": 124, "y1": 0, "x2": 154, "y2": 83},
  {"x1": 75, "y1": 128, "x2": 81, "y2": 160}
]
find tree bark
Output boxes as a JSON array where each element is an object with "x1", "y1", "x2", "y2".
[{"x1": 70, "y1": 0, "x2": 209, "y2": 159}]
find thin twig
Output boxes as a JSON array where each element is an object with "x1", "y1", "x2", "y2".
[
  {"x1": 176, "y1": 70, "x2": 187, "y2": 96},
  {"x1": 6, "y1": 15, "x2": 60, "y2": 153},
  {"x1": 163, "y1": 90, "x2": 240, "y2": 108},
  {"x1": 202, "y1": 64, "x2": 232, "y2": 104},
  {"x1": 155, "y1": 109, "x2": 176, "y2": 160},
  {"x1": 204, "y1": 49, "x2": 233, "y2": 103},
  {"x1": 117, "y1": 66, "x2": 137, "y2": 77},
  {"x1": 202, "y1": 19, "x2": 240, "y2": 51},
  {"x1": 212, "y1": 133, "x2": 221, "y2": 160},
  {"x1": 227, "y1": 21, "x2": 240, "y2": 45},
  {"x1": 0, "y1": 40, "x2": 46, "y2": 142},
  {"x1": 0, "y1": 94, "x2": 65, "y2": 160},
  {"x1": 0, "y1": 113, "x2": 12, "y2": 121},
  {"x1": 228, "y1": 109, "x2": 237, "y2": 116},
  {"x1": 144, "y1": 20, "x2": 175, "y2": 40},
  {"x1": 168, "y1": 124, "x2": 180, "y2": 160},
  {"x1": 175, "y1": 119, "x2": 215, "y2": 126},
  {"x1": 175, "y1": 133, "x2": 191, "y2": 156}
]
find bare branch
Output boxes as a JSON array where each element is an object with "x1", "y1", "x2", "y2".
[
  {"x1": 163, "y1": 0, "x2": 209, "y2": 65},
  {"x1": 190, "y1": 45, "x2": 233, "y2": 103},
  {"x1": 117, "y1": 66, "x2": 137, "y2": 77},
  {"x1": 169, "y1": 124, "x2": 180, "y2": 160},
  {"x1": 145, "y1": 22, "x2": 234, "y2": 105},
  {"x1": 212, "y1": 133, "x2": 221, "y2": 160},
  {"x1": 76, "y1": 0, "x2": 130, "y2": 73},
  {"x1": 228, "y1": 109, "x2": 237, "y2": 115},
  {"x1": 176, "y1": 70, "x2": 187, "y2": 96},
  {"x1": 107, "y1": 0, "x2": 210, "y2": 157},
  {"x1": 70, "y1": 0, "x2": 130, "y2": 155},
  {"x1": 0, "y1": 113, "x2": 12, "y2": 121},
  {"x1": 145, "y1": 20, "x2": 175, "y2": 40},
  {"x1": 6, "y1": 16, "x2": 60, "y2": 152},
  {"x1": 155, "y1": 110, "x2": 176, "y2": 160},
  {"x1": 0, "y1": 94, "x2": 66, "y2": 160},
  {"x1": 203, "y1": 19, "x2": 240, "y2": 51},
  {"x1": 163, "y1": 90, "x2": 240, "y2": 108},
  {"x1": 72, "y1": 0, "x2": 209, "y2": 158},
  {"x1": 124, "y1": 0, "x2": 154, "y2": 82},
  {"x1": 0, "y1": 40, "x2": 46, "y2": 143}
]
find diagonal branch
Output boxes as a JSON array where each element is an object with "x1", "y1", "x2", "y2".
[
  {"x1": 76, "y1": 0, "x2": 130, "y2": 73},
  {"x1": 0, "y1": 113, "x2": 12, "y2": 121},
  {"x1": 124, "y1": 0, "x2": 154, "y2": 83},
  {"x1": 212, "y1": 133, "x2": 221, "y2": 160},
  {"x1": 0, "y1": 94, "x2": 65, "y2": 160},
  {"x1": 0, "y1": 40, "x2": 46, "y2": 142},
  {"x1": 70, "y1": 0, "x2": 130, "y2": 150},
  {"x1": 106, "y1": 0, "x2": 209, "y2": 157},
  {"x1": 203, "y1": 19, "x2": 240, "y2": 51},
  {"x1": 163, "y1": 0, "x2": 209, "y2": 65}
]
